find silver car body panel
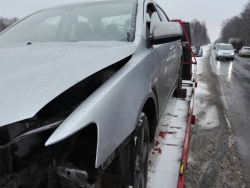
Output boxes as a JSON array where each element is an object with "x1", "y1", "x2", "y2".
[
  {"x1": 0, "y1": 41, "x2": 136, "y2": 127},
  {"x1": 0, "y1": 0, "x2": 183, "y2": 168},
  {"x1": 46, "y1": 37, "x2": 182, "y2": 168}
]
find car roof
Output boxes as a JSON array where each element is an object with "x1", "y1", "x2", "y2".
[{"x1": 219, "y1": 43, "x2": 232, "y2": 46}]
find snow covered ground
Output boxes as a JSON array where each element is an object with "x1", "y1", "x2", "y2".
[
  {"x1": 147, "y1": 87, "x2": 191, "y2": 188},
  {"x1": 193, "y1": 45, "x2": 221, "y2": 130}
]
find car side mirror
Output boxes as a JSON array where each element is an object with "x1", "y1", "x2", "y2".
[{"x1": 149, "y1": 22, "x2": 183, "y2": 45}]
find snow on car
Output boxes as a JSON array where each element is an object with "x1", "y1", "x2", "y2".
[{"x1": 0, "y1": 0, "x2": 183, "y2": 187}]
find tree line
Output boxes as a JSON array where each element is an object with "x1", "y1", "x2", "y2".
[
  {"x1": 190, "y1": 19, "x2": 211, "y2": 46},
  {"x1": 0, "y1": 17, "x2": 19, "y2": 33},
  {"x1": 218, "y1": 0, "x2": 250, "y2": 45}
]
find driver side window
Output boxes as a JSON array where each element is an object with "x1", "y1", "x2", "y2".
[{"x1": 156, "y1": 6, "x2": 169, "y2": 22}]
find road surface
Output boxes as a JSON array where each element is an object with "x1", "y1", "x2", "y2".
[{"x1": 211, "y1": 50, "x2": 250, "y2": 185}]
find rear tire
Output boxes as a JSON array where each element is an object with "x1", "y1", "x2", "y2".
[{"x1": 216, "y1": 56, "x2": 219, "y2": 60}]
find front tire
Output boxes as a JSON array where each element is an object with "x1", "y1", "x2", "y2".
[
  {"x1": 111, "y1": 113, "x2": 149, "y2": 188},
  {"x1": 133, "y1": 113, "x2": 149, "y2": 188}
]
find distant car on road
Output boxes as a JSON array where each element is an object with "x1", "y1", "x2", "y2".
[
  {"x1": 238, "y1": 46, "x2": 250, "y2": 57},
  {"x1": 215, "y1": 43, "x2": 235, "y2": 60}
]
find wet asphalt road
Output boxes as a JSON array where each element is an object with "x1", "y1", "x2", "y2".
[{"x1": 211, "y1": 51, "x2": 250, "y2": 184}]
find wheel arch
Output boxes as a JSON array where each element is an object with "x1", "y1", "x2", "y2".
[
  {"x1": 141, "y1": 95, "x2": 158, "y2": 143},
  {"x1": 111, "y1": 90, "x2": 158, "y2": 186}
]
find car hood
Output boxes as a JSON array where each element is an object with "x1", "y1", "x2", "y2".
[
  {"x1": 0, "y1": 41, "x2": 136, "y2": 127},
  {"x1": 218, "y1": 50, "x2": 234, "y2": 53}
]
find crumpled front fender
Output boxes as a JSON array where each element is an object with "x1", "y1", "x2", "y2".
[{"x1": 45, "y1": 45, "x2": 158, "y2": 168}]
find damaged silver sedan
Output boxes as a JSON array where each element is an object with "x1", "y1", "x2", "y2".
[{"x1": 0, "y1": 0, "x2": 183, "y2": 187}]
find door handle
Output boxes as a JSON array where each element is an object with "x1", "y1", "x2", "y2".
[{"x1": 170, "y1": 45, "x2": 174, "y2": 51}]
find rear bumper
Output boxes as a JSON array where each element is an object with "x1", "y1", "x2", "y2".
[{"x1": 241, "y1": 52, "x2": 250, "y2": 56}]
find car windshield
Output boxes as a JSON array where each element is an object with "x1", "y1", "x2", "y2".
[
  {"x1": 0, "y1": 1, "x2": 135, "y2": 43},
  {"x1": 219, "y1": 45, "x2": 233, "y2": 50}
]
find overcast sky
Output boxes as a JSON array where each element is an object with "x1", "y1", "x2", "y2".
[{"x1": 0, "y1": 0, "x2": 248, "y2": 42}]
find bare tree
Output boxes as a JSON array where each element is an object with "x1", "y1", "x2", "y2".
[
  {"x1": 219, "y1": 0, "x2": 250, "y2": 45},
  {"x1": 0, "y1": 17, "x2": 19, "y2": 33},
  {"x1": 190, "y1": 19, "x2": 211, "y2": 45}
]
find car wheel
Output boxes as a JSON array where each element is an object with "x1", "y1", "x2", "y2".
[
  {"x1": 231, "y1": 57, "x2": 234, "y2": 60},
  {"x1": 216, "y1": 56, "x2": 219, "y2": 60},
  {"x1": 133, "y1": 113, "x2": 149, "y2": 188},
  {"x1": 111, "y1": 113, "x2": 149, "y2": 188}
]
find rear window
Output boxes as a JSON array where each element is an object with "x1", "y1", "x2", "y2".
[{"x1": 244, "y1": 47, "x2": 250, "y2": 50}]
